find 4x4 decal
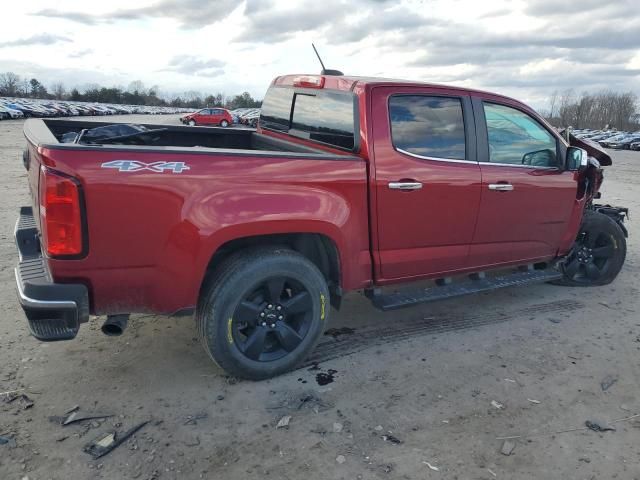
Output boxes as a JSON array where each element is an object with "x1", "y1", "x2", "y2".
[{"x1": 101, "y1": 160, "x2": 190, "y2": 173}]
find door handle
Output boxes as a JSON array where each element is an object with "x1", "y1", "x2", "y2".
[
  {"x1": 388, "y1": 181, "x2": 423, "y2": 191},
  {"x1": 488, "y1": 183, "x2": 514, "y2": 192}
]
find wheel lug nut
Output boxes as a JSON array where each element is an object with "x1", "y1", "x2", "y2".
[
  {"x1": 276, "y1": 305, "x2": 282, "y2": 311},
  {"x1": 261, "y1": 322, "x2": 267, "y2": 327},
  {"x1": 278, "y1": 315, "x2": 283, "y2": 320},
  {"x1": 270, "y1": 324, "x2": 275, "y2": 328},
  {"x1": 260, "y1": 312, "x2": 265, "y2": 317},
  {"x1": 267, "y1": 304, "x2": 273, "y2": 309}
]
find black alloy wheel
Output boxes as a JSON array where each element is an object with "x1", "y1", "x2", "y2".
[
  {"x1": 231, "y1": 277, "x2": 313, "y2": 362},
  {"x1": 196, "y1": 247, "x2": 330, "y2": 380},
  {"x1": 554, "y1": 211, "x2": 626, "y2": 287}
]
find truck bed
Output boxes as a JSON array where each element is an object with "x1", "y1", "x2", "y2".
[{"x1": 27, "y1": 119, "x2": 334, "y2": 156}]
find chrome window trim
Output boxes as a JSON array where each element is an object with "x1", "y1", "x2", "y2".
[
  {"x1": 478, "y1": 161, "x2": 560, "y2": 171},
  {"x1": 396, "y1": 148, "x2": 477, "y2": 165}
]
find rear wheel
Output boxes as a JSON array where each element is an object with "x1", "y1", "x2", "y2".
[
  {"x1": 220, "y1": 119, "x2": 229, "y2": 127},
  {"x1": 554, "y1": 210, "x2": 626, "y2": 286},
  {"x1": 196, "y1": 248, "x2": 329, "y2": 380}
]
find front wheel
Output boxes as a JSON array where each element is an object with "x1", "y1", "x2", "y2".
[
  {"x1": 188, "y1": 119, "x2": 196, "y2": 126},
  {"x1": 196, "y1": 248, "x2": 329, "y2": 380},
  {"x1": 554, "y1": 210, "x2": 626, "y2": 286}
]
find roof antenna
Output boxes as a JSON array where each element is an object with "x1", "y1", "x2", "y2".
[{"x1": 312, "y1": 43, "x2": 344, "y2": 76}]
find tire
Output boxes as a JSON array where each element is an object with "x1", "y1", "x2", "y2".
[
  {"x1": 220, "y1": 120, "x2": 229, "y2": 127},
  {"x1": 188, "y1": 119, "x2": 196, "y2": 126},
  {"x1": 196, "y1": 247, "x2": 330, "y2": 380},
  {"x1": 553, "y1": 210, "x2": 626, "y2": 286}
]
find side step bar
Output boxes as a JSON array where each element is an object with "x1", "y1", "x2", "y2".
[{"x1": 368, "y1": 268, "x2": 563, "y2": 311}]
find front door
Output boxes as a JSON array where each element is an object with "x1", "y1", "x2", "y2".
[
  {"x1": 371, "y1": 87, "x2": 482, "y2": 282},
  {"x1": 469, "y1": 98, "x2": 578, "y2": 267}
]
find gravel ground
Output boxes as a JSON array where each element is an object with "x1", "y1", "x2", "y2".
[{"x1": 1, "y1": 115, "x2": 639, "y2": 480}]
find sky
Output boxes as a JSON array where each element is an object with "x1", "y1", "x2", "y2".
[{"x1": 0, "y1": 0, "x2": 639, "y2": 109}]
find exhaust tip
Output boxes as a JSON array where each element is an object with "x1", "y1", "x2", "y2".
[{"x1": 101, "y1": 314, "x2": 129, "y2": 337}]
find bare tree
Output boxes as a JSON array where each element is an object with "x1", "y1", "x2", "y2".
[
  {"x1": 51, "y1": 82, "x2": 66, "y2": 100},
  {"x1": 0, "y1": 72, "x2": 21, "y2": 96}
]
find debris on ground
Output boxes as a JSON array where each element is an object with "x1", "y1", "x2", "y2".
[
  {"x1": 491, "y1": 400, "x2": 504, "y2": 410},
  {"x1": 0, "y1": 435, "x2": 17, "y2": 448},
  {"x1": 64, "y1": 405, "x2": 80, "y2": 415},
  {"x1": 276, "y1": 415, "x2": 291, "y2": 429},
  {"x1": 61, "y1": 411, "x2": 113, "y2": 426},
  {"x1": 184, "y1": 412, "x2": 207, "y2": 425},
  {"x1": 6, "y1": 393, "x2": 34, "y2": 410},
  {"x1": 501, "y1": 440, "x2": 516, "y2": 455},
  {"x1": 83, "y1": 421, "x2": 148, "y2": 459},
  {"x1": 374, "y1": 425, "x2": 384, "y2": 431},
  {"x1": 381, "y1": 434, "x2": 403, "y2": 445},
  {"x1": 315, "y1": 369, "x2": 337, "y2": 386},
  {"x1": 423, "y1": 461, "x2": 440, "y2": 471},
  {"x1": 600, "y1": 375, "x2": 618, "y2": 392},
  {"x1": 324, "y1": 327, "x2": 356, "y2": 339},
  {"x1": 333, "y1": 422, "x2": 343, "y2": 433},
  {"x1": 527, "y1": 398, "x2": 541, "y2": 404},
  {"x1": 0, "y1": 388, "x2": 24, "y2": 397},
  {"x1": 548, "y1": 317, "x2": 562, "y2": 324},
  {"x1": 336, "y1": 455, "x2": 346, "y2": 464},
  {"x1": 585, "y1": 420, "x2": 616, "y2": 432},
  {"x1": 487, "y1": 468, "x2": 497, "y2": 477}
]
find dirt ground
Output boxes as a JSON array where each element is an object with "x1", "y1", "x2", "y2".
[{"x1": 1, "y1": 115, "x2": 639, "y2": 480}]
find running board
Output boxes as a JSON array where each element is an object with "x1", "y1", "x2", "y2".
[{"x1": 368, "y1": 268, "x2": 563, "y2": 311}]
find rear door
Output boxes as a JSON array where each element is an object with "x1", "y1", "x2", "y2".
[
  {"x1": 210, "y1": 109, "x2": 223, "y2": 125},
  {"x1": 469, "y1": 97, "x2": 577, "y2": 267},
  {"x1": 371, "y1": 86, "x2": 482, "y2": 281}
]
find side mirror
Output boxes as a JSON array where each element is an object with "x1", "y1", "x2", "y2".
[{"x1": 566, "y1": 146, "x2": 588, "y2": 171}]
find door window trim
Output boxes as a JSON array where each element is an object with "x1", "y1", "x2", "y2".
[
  {"x1": 473, "y1": 97, "x2": 562, "y2": 170},
  {"x1": 387, "y1": 93, "x2": 477, "y2": 164}
]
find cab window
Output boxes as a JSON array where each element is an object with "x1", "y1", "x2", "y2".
[{"x1": 483, "y1": 103, "x2": 558, "y2": 167}]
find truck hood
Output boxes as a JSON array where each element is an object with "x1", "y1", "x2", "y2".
[{"x1": 565, "y1": 131, "x2": 612, "y2": 166}]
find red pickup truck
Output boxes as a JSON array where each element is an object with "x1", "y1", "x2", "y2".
[{"x1": 16, "y1": 73, "x2": 629, "y2": 379}]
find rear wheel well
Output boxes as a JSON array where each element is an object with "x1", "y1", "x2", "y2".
[{"x1": 202, "y1": 233, "x2": 342, "y2": 309}]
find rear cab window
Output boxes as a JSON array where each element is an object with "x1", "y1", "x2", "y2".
[
  {"x1": 259, "y1": 86, "x2": 357, "y2": 151},
  {"x1": 389, "y1": 95, "x2": 467, "y2": 160}
]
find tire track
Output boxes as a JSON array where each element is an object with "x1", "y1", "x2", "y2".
[{"x1": 304, "y1": 300, "x2": 584, "y2": 367}]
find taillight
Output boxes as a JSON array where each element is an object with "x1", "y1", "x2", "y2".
[{"x1": 40, "y1": 168, "x2": 84, "y2": 257}]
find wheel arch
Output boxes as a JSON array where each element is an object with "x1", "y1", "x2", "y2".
[{"x1": 200, "y1": 232, "x2": 343, "y2": 309}]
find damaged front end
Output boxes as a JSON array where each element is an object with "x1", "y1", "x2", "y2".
[{"x1": 562, "y1": 129, "x2": 629, "y2": 234}]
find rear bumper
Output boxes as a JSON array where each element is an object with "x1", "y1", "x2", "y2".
[{"x1": 15, "y1": 206, "x2": 89, "y2": 341}]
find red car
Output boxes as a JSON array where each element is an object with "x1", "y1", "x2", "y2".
[
  {"x1": 15, "y1": 74, "x2": 629, "y2": 379},
  {"x1": 181, "y1": 107, "x2": 232, "y2": 127}
]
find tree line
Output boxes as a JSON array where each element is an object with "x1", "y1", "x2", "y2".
[
  {"x1": 545, "y1": 89, "x2": 639, "y2": 130},
  {"x1": 0, "y1": 72, "x2": 262, "y2": 109}
]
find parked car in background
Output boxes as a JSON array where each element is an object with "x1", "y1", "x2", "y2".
[
  {"x1": 607, "y1": 135, "x2": 640, "y2": 149},
  {"x1": 181, "y1": 108, "x2": 233, "y2": 127},
  {"x1": 238, "y1": 108, "x2": 261, "y2": 127},
  {"x1": 0, "y1": 104, "x2": 24, "y2": 119},
  {"x1": 630, "y1": 141, "x2": 640, "y2": 151}
]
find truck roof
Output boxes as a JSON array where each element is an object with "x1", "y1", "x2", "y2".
[{"x1": 273, "y1": 74, "x2": 521, "y2": 104}]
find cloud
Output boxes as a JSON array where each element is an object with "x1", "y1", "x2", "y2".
[
  {"x1": 69, "y1": 49, "x2": 93, "y2": 59},
  {"x1": 0, "y1": 33, "x2": 72, "y2": 48},
  {"x1": 33, "y1": 0, "x2": 242, "y2": 28},
  {"x1": 164, "y1": 55, "x2": 225, "y2": 77}
]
